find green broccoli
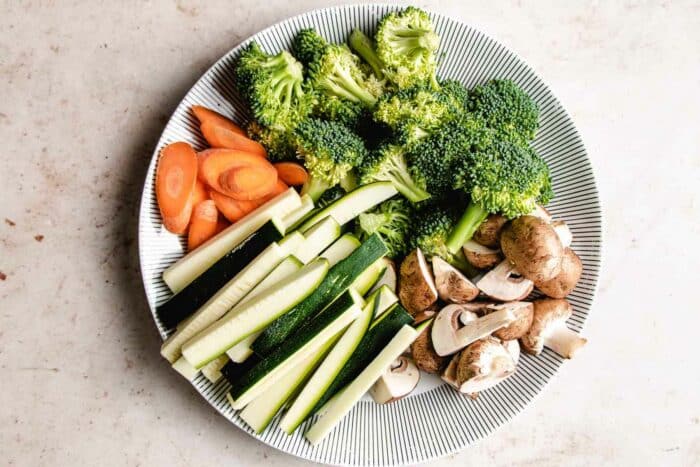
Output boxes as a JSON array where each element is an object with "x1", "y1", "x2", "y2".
[
  {"x1": 358, "y1": 144, "x2": 430, "y2": 203},
  {"x1": 245, "y1": 121, "x2": 297, "y2": 162},
  {"x1": 355, "y1": 199, "x2": 412, "y2": 259},
  {"x1": 293, "y1": 118, "x2": 367, "y2": 201},
  {"x1": 348, "y1": 29, "x2": 385, "y2": 79},
  {"x1": 234, "y1": 42, "x2": 314, "y2": 130},
  {"x1": 375, "y1": 7, "x2": 440, "y2": 90},
  {"x1": 445, "y1": 140, "x2": 553, "y2": 253},
  {"x1": 467, "y1": 79, "x2": 539, "y2": 144},
  {"x1": 292, "y1": 28, "x2": 328, "y2": 66}
]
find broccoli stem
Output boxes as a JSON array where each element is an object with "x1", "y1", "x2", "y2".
[
  {"x1": 446, "y1": 202, "x2": 489, "y2": 254},
  {"x1": 301, "y1": 176, "x2": 331, "y2": 202},
  {"x1": 349, "y1": 29, "x2": 384, "y2": 79},
  {"x1": 389, "y1": 29, "x2": 439, "y2": 54},
  {"x1": 322, "y1": 67, "x2": 377, "y2": 107}
]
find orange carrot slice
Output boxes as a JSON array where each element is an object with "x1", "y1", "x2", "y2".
[
  {"x1": 218, "y1": 165, "x2": 278, "y2": 201},
  {"x1": 187, "y1": 200, "x2": 219, "y2": 251},
  {"x1": 214, "y1": 215, "x2": 231, "y2": 234},
  {"x1": 200, "y1": 121, "x2": 267, "y2": 157},
  {"x1": 156, "y1": 142, "x2": 198, "y2": 234},
  {"x1": 192, "y1": 105, "x2": 245, "y2": 136},
  {"x1": 274, "y1": 162, "x2": 308, "y2": 186},
  {"x1": 191, "y1": 179, "x2": 208, "y2": 206},
  {"x1": 210, "y1": 180, "x2": 288, "y2": 223},
  {"x1": 200, "y1": 149, "x2": 276, "y2": 197}
]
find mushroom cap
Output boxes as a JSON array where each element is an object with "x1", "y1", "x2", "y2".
[
  {"x1": 551, "y1": 220, "x2": 573, "y2": 248},
  {"x1": 520, "y1": 299, "x2": 572, "y2": 355},
  {"x1": 502, "y1": 339, "x2": 521, "y2": 364},
  {"x1": 528, "y1": 204, "x2": 552, "y2": 223},
  {"x1": 500, "y1": 216, "x2": 564, "y2": 283},
  {"x1": 455, "y1": 337, "x2": 517, "y2": 395},
  {"x1": 432, "y1": 256, "x2": 479, "y2": 303},
  {"x1": 399, "y1": 248, "x2": 438, "y2": 316},
  {"x1": 411, "y1": 321, "x2": 450, "y2": 374},
  {"x1": 475, "y1": 259, "x2": 534, "y2": 302},
  {"x1": 474, "y1": 214, "x2": 508, "y2": 248},
  {"x1": 369, "y1": 356, "x2": 420, "y2": 404},
  {"x1": 535, "y1": 248, "x2": 582, "y2": 298},
  {"x1": 462, "y1": 240, "x2": 503, "y2": 270},
  {"x1": 481, "y1": 302, "x2": 534, "y2": 340}
]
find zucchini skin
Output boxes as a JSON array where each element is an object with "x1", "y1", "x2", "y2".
[
  {"x1": 252, "y1": 234, "x2": 388, "y2": 356},
  {"x1": 156, "y1": 222, "x2": 283, "y2": 329},
  {"x1": 221, "y1": 355, "x2": 262, "y2": 384},
  {"x1": 310, "y1": 303, "x2": 413, "y2": 414}
]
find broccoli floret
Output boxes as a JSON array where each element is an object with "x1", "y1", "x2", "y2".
[
  {"x1": 246, "y1": 121, "x2": 297, "y2": 162},
  {"x1": 234, "y1": 42, "x2": 314, "y2": 130},
  {"x1": 348, "y1": 29, "x2": 385, "y2": 79},
  {"x1": 292, "y1": 28, "x2": 327, "y2": 66},
  {"x1": 467, "y1": 79, "x2": 539, "y2": 143},
  {"x1": 410, "y1": 203, "x2": 474, "y2": 273},
  {"x1": 375, "y1": 7, "x2": 440, "y2": 90},
  {"x1": 355, "y1": 199, "x2": 412, "y2": 259},
  {"x1": 314, "y1": 96, "x2": 367, "y2": 128},
  {"x1": 358, "y1": 144, "x2": 430, "y2": 203},
  {"x1": 293, "y1": 118, "x2": 368, "y2": 201},
  {"x1": 445, "y1": 140, "x2": 553, "y2": 253},
  {"x1": 440, "y1": 79, "x2": 470, "y2": 111}
]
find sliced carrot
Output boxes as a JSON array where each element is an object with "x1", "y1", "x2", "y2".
[
  {"x1": 156, "y1": 142, "x2": 198, "y2": 234},
  {"x1": 192, "y1": 105, "x2": 246, "y2": 136},
  {"x1": 274, "y1": 162, "x2": 308, "y2": 186},
  {"x1": 219, "y1": 165, "x2": 278, "y2": 201},
  {"x1": 210, "y1": 180, "x2": 288, "y2": 223},
  {"x1": 200, "y1": 121, "x2": 267, "y2": 157},
  {"x1": 200, "y1": 149, "x2": 277, "y2": 197},
  {"x1": 191, "y1": 179, "x2": 208, "y2": 206},
  {"x1": 187, "y1": 200, "x2": 219, "y2": 251},
  {"x1": 214, "y1": 215, "x2": 231, "y2": 234}
]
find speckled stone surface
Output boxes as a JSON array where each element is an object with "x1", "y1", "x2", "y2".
[{"x1": 1, "y1": 1, "x2": 699, "y2": 465}]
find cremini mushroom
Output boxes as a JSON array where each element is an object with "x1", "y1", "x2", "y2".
[
  {"x1": 399, "y1": 248, "x2": 438, "y2": 316},
  {"x1": 432, "y1": 256, "x2": 479, "y2": 303},
  {"x1": 431, "y1": 304, "x2": 517, "y2": 356},
  {"x1": 411, "y1": 320, "x2": 449, "y2": 374},
  {"x1": 500, "y1": 215, "x2": 564, "y2": 283},
  {"x1": 521, "y1": 299, "x2": 587, "y2": 358},
  {"x1": 473, "y1": 214, "x2": 508, "y2": 248},
  {"x1": 369, "y1": 356, "x2": 420, "y2": 404},
  {"x1": 551, "y1": 220, "x2": 573, "y2": 248},
  {"x1": 502, "y1": 339, "x2": 521, "y2": 364},
  {"x1": 529, "y1": 204, "x2": 552, "y2": 223},
  {"x1": 442, "y1": 337, "x2": 517, "y2": 396},
  {"x1": 535, "y1": 248, "x2": 582, "y2": 298},
  {"x1": 462, "y1": 240, "x2": 502, "y2": 270},
  {"x1": 369, "y1": 259, "x2": 397, "y2": 293},
  {"x1": 475, "y1": 260, "x2": 534, "y2": 301},
  {"x1": 463, "y1": 301, "x2": 534, "y2": 340}
]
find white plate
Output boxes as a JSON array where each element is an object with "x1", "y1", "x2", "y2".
[{"x1": 138, "y1": 4, "x2": 602, "y2": 465}]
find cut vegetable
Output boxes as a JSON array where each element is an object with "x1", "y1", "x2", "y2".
[
  {"x1": 192, "y1": 105, "x2": 246, "y2": 136},
  {"x1": 200, "y1": 121, "x2": 267, "y2": 157},
  {"x1": 319, "y1": 233, "x2": 361, "y2": 267},
  {"x1": 172, "y1": 356, "x2": 199, "y2": 381},
  {"x1": 274, "y1": 162, "x2": 309, "y2": 186},
  {"x1": 210, "y1": 180, "x2": 288, "y2": 223},
  {"x1": 299, "y1": 182, "x2": 398, "y2": 232},
  {"x1": 181, "y1": 258, "x2": 330, "y2": 368},
  {"x1": 191, "y1": 179, "x2": 209, "y2": 207},
  {"x1": 187, "y1": 200, "x2": 219, "y2": 251},
  {"x1": 279, "y1": 194, "x2": 314, "y2": 229},
  {"x1": 201, "y1": 354, "x2": 229, "y2": 383},
  {"x1": 200, "y1": 149, "x2": 273, "y2": 196},
  {"x1": 163, "y1": 188, "x2": 301, "y2": 293},
  {"x1": 365, "y1": 285, "x2": 399, "y2": 318},
  {"x1": 156, "y1": 142, "x2": 199, "y2": 234},
  {"x1": 305, "y1": 322, "x2": 427, "y2": 445},
  {"x1": 280, "y1": 296, "x2": 373, "y2": 434},
  {"x1": 228, "y1": 290, "x2": 363, "y2": 410},
  {"x1": 252, "y1": 234, "x2": 388, "y2": 356},
  {"x1": 293, "y1": 216, "x2": 341, "y2": 264},
  {"x1": 351, "y1": 257, "x2": 389, "y2": 296},
  {"x1": 218, "y1": 164, "x2": 278, "y2": 201},
  {"x1": 160, "y1": 236, "x2": 303, "y2": 363}
]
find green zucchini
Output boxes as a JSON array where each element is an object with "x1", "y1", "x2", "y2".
[
  {"x1": 252, "y1": 234, "x2": 388, "y2": 357},
  {"x1": 279, "y1": 194, "x2": 314, "y2": 228},
  {"x1": 305, "y1": 321, "x2": 429, "y2": 445},
  {"x1": 171, "y1": 356, "x2": 198, "y2": 381},
  {"x1": 319, "y1": 233, "x2": 360, "y2": 267},
  {"x1": 364, "y1": 285, "x2": 398, "y2": 318},
  {"x1": 350, "y1": 257, "x2": 389, "y2": 296},
  {"x1": 299, "y1": 182, "x2": 397, "y2": 232},
  {"x1": 181, "y1": 258, "x2": 329, "y2": 368},
  {"x1": 201, "y1": 354, "x2": 229, "y2": 383},
  {"x1": 293, "y1": 216, "x2": 341, "y2": 264},
  {"x1": 163, "y1": 188, "x2": 301, "y2": 293},
  {"x1": 228, "y1": 290, "x2": 363, "y2": 410}
]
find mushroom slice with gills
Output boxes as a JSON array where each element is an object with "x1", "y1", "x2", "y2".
[
  {"x1": 473, "y1": 214, "x2": 508, "y2": 248},
  {"x1": 521, "y1": 299, "x2": 587, "y2": 358},
  {"x1": 410, "y1": 320, "x2": 449, "y2": 374},
  {"x1": 453, "y1": 337, "x2": 517, "y2": 396},
  {"x1": 462, "y1": 240, "x2": 503, "y2": 270},
  {"x1": 398, "y1": 248, "x2": 438, "y2": 316},
  {"x1": 476, "y1": 260, "x2": 534, "y2": 302},
  {"x1": 463, "y1": 301, "x2": 534, "y2": 340},
  {"x1": 369, "y1": 356, "x2": 420, "y2": 404},
  {"x1": 500, "y1": 215, "x2": 564, "y2": 283},
  {"x1": 535, "y1": 248, "x2": 582, "y2": 299},
  {"x1": 528, "y1": 204, "x2": 552, "y2": 223},
  {"x1": 551, "y1": 220, "x2": 573, "y2": 248},
  {"x1": 431, "y1": 256, "x2": 479, "y2": 304},
  {"x1": 431, "y1": 304, "x2": 518, "y2": 356}
]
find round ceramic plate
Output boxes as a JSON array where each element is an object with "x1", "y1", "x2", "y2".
[{"x1": 139, "y1": 4, "x2": 602, "y2": 466}]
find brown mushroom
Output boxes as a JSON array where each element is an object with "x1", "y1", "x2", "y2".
[
  {"x1": 411, "y1": 321, "x2": 449, "y2": 374},
  {"x1": 463, "y1": 301, "x2": 534, "y2": 340},
  {"x1": 473, "y1": 214, "x2": 508, "y2": 248},
  {"x1": 431, "y1": 304, "x2": 517, "y2": 356},
  {"x1": 398, "y1": 248, "x2": 438, "y2": 316},
  {"x1": 442, "y1": 337, "x2": 517, "y2": 396},
  {"x1": 475, "y1": 260, "x2": 534, "y2": 301},
  {"x1": 521, "y1": 299, "x2": 587, "y2": 358},
  {"x1": 462, "y1": 240, "x2": 503, "y2": 270},
  {"x1": 535, "y1": 248, "x2": 582, "y2": 298},
  {"x1": 432, "y1": 256, "x2": 479, "y2": 303},
  {"x1": 500, "y1": 215, "x2": 564, "y2": 283},
  {"x1": 528, "y1": 204, "x2": 552, "y2": 223},
  {"x1": 551, "y1": 220, "x2": 573, "y2": 248},
  {"x1": 369, "y1": 356, "x2": 420, "y2": 404}
]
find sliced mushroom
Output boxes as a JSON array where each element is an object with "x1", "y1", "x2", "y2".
[
  {"x1": 500, "y1": 216, "x2": 564, "y2": 283},
  {"x1": 473, "y1": 214, "x2": 508, "y2": 248},
  {"x1": 521, "y1": 299, "x2": 587, "y2": 358},
  {"x1": 462, "y1": 240, "x2": 503, "y2": 270},
  {"x1": 476, "y1": 260, "x2": 534, "y2": 301},
  {"x1": 369, "y1": 356, "x2": 420, "y2": 404},
  {"x1": 502, "y1": 339, "x2": 521, "y2": 364},
  {"x1": 535, "y1": 248, "x2": 582, "y2": 298},
  {"x1": 463, "y1": 301, "x2": 534, "y2": 340},
  {"x1": 432, "y1": 256, "x2": 479, "y2": 303},
  {"x1": 369, "y1": 259, "x2": 397, "y2": 294},
  {"x1": 551, "y1": 220, "x2": 573, "y2": 248},
  {"x1": 528, "y1": 204, "x2": 552, "y2": 223},
  {"x1": 399, "y1": 248, "x2": 438, "y2": 316},
  {"x1": 412, "y1": 307, "x2": 437, "y2": 326},
  {"x1": 431, "y1": 304, "x2": 517, "y2": 356},
  {"x1": 441, "y1": 352, "x2": 460, "y2": 389},
  {"x1": 443, "y1": 337, "x2": 517, "y2": 396},
  {"x1": 411, "y1": 320, "x2": 449, "y2": 374}
]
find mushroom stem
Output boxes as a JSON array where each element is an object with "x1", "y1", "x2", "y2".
[
  {"x1": 455, "y1": 308, "x2": 516, "y2": 348},
  {"x1": 545, "y1": 324, "x2": 587, "y2": 358}
]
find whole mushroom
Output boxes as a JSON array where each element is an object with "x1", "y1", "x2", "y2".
[
  {"x1": 370, "y1": 356, "x2": 420, "y2": 404},
  {"x1": 500, "y1": 215, "x2": 564, "y2": 283},
  {"x1": 399, "y1": 248, "x2": 438, "y2": 316},
  {"x1": 473, "y1": 214, "x2": 508, "y2": 248},
  {"x1": 521, "y1": 299, "x2": 587, "y2": 358},
  {"x1": 442, "y1": 337, "x2": 518, "y2": 396},
  {"x1": 432, "y1": 256, "x2": 479, "y2": 303},
  {"x1": 535, "y1": 248, "x2": 582, "y2": 298}
]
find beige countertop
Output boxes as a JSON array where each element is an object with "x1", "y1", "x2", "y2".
[{"x1": 1, "y1": 1, "x2": 698, "y2": 465}]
